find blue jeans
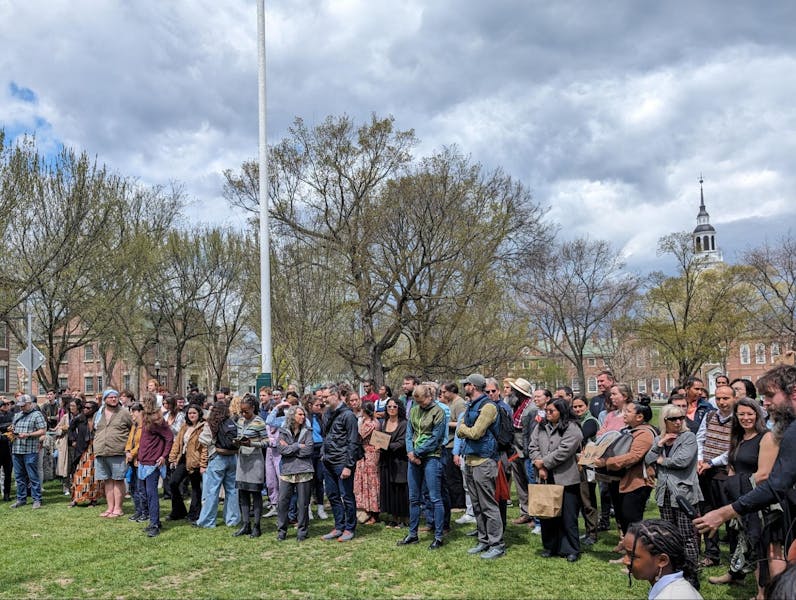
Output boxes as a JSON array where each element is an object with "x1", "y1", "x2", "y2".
[
  {"x1": 144, "y1": 469, "x2": 161, "y2": 527},
  {"x1": 323, "y1": 462, "x2": 356, "y2": 532},
  {"x1": 13, "y1": 452, "x2": 41, "y2": 503},
  {"x1": 525, "y1": 458, "x2": 541, "y2": 528},
  {"x1": 409, "y1": 456, "x2": 444, "y2": 540},
  {"x1": 196, "y1": 454, "x2": 240, "y2": 527}
]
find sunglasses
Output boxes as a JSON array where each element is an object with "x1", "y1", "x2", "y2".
[
  {"x1": 665, "y1": 416, "x2": 685, "y2": 422},
  {"x1": 485, "y1": 389, "x2": 499, "y2": 394}
]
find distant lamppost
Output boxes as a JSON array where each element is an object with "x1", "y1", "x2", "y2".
[{"x1": 155, "y1": 360, "x2": 161, "y2": 382}]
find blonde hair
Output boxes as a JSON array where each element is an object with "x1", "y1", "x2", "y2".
[
  {"x1": 659, "y1": 403, "x2": 687, "y2": 433},
  {"x1": 228, "y1": 395, "x2": 242, "y2": 417}
]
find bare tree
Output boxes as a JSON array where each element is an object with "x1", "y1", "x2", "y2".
[{"x1": 517, "y1": 237, "x2": 639, "y2": 392}]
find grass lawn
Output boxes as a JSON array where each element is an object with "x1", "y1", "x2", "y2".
[{"x1": 3, "y1": 481, "x2": 756, "y2": 599}]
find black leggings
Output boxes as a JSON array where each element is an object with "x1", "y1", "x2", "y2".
[{"x1": 239, "y1": 490, "x2": 263, "y2": 525}]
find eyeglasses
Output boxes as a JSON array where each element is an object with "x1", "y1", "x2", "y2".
[{"x1": 665, "y1": 416, "x2": 685, "y2": 422}]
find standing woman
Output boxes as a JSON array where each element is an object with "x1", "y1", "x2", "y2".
[
  {"x1": 375, "y1": 385, "x2": 392, "y2": 421},
  {"x1": 379, "y1": 399, "x2": 409, "y2": 528},
  {"x1": 354, "y1": 402, "x2": 381, "y2": 525},
  {"x1": 571, "y1": 394, "x2": 600, "y2": 545},
  {"x1": 233, "y1": 394, "x2": 268, "y2": 538},
  {"x1": 55, "y1": 397, "x2": 79, "y2": 495},
  {"x1": 306, "y1": 394, "x2": 328, "y2": 520},
  {"x1": 597, "y1": 383, "x2": 632, "y2": 435},
  {"x1": 138, "y1": 394, "x2": 174, "y2": 537},
  {"x1": 167, "y1": 404, "x2": 205, "y2": 522},
  {"x1": 645, "y1": 403, "x2": 703, "y2": 582},
  {"x1": 276, "y1": 404, "x2": 314, "y2": 541},
  {"x1": 125, "y1": 403, "x2": 147, "y2": 522},
  {"x1": 709, "y1": 398, "x2": 777, "y2": 598},
  {"x1": 594, "y1": 399, "x2": 656, "y2": 555},
  {"x1": 69, "y1": 400, "x2": 103, "y2": 507},
  {"x1": 528, "y1": 397, "x2": 584, "y2": 562},
  {"x1": 161, "y1": 395, "x2": 184, "y2": 501}
]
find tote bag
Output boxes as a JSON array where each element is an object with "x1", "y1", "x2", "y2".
[{"x1": 528, "y1": 482, "x2": 564, "y2": 518}]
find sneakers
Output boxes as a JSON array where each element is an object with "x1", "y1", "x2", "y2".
[
  {"x1": 468, "y1": 542, "x2": 489, "y2": 554},
  {"x1": 337, "y1": 530, "x2": 355, "y2": 542},
  {"x1": 316, "y1": 505, "x2": 328, "y2": 520},
  {"x1": 145, "y1": 525, "x2": 160, "y2": 538},
  {"x1": 264, "y1": 507, "x2": 278, "y2": 518},
  {"x1": 322, "y1": 529, "x2": 343, "y2": 540},
  {"x1": 32, "y1": 501, "x2": 42, "y2": 509},
  {"x1": 397, "y1": 535, "x2": 420, "y2": 546},
  {"x1": 10, "y1": 500, "x2": 25, "y2": 508},
  {"x1": 581, "y1": 535, "x2": 597, "y2": 546},
  {"x1": 531, "y1": 525, "x2": 541, "y2": 535},
  {"x1": 308, "y1": 506, "x2": 314, "y2": 521},
  {"x1": 480, "y1": 546, "x2": 506, "y2": 560},
  {"x1": 455, "y1": 513, "x2": 476, "y2": 525}
]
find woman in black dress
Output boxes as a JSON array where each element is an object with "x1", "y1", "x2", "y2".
[
  {"x1": 379, "y1": 399, "x2": 409, "y2": 527},
  {"x1": 709, "y1": 397, "x2": 777, "y2": 599}
]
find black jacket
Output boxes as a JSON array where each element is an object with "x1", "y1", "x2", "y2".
[
  {"x1": 321, "y1": 404, "x2": 360, "y2": 469},
  {"x1": 588, "y1": 392, "x2": 609, "y2": 419}
]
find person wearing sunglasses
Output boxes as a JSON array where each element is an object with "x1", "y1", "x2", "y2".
[{"x1": 644, "y1": 403, "x2": 702, "y2": 583}]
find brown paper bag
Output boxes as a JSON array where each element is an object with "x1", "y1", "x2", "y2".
[
  {"x1": 528, "y1": 483, "x2": 564, "y2": 518},
  {"x1": 370, "y1": 429, "x2": 390, "y2": 450}
]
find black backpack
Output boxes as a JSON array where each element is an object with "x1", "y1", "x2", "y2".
[
  {"x1": 215, "y1": 417, "x2": 238, "y2": 450},
  {"x1": 492, "y1": 402, "x2": 515, "y2": 453}
]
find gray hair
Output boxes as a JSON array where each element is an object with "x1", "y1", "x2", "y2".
[{"x1": 284, "y1": 405, "x2": 307, "y2": 433}]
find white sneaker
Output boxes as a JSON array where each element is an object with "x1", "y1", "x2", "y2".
[
  {"x1": 455, "y1": 514, "x2": 476, "y2": 525},
  {"x1": 316, "y1": 506, "x2": 328, "y2": 520},
  {"x1": 532, "y1": 524, "x2": 541, "y2": 535},
  {"x1": 264, "y1": 507, "x2": 278, "y2": 518},
  {"x1": 308, "y1": 506, "x2": 314, "y2": 521}
]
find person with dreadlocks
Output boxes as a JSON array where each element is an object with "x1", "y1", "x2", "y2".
[{"x1": 622, "y1": 518, "x2": 702, "y2": 599}]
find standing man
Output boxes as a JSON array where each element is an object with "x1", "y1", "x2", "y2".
[
  {"x1": 9, "y1": 394, "x2": 46, "y2": 508},
  {"x1": 320, "y1": 384, "x2": 360, "y2": 542},
  {"x1": 457, "y1": 373, "x2": 505, "y2": 559},
  {"x1": 441, "y1": 382, "x2": 467, "y2": 512},
  {"x1": 695, "y1": 384, "x2": 737, "y2": 567},
  {"x1": 361, "y1": 379, "x2": 380, "y2": 404},
  {"x1": 507, "y1": 378, "x2": 534, "y2": 526},
  {"x1": 588, "y1": 370, "x2": 614, "y2": 419},
  {"x1": 93, "y1": 389, "x2": 132, "y2": 517},
  {"x1": 398, "y1": 383, "x2": 447, "y2": 550},
  {"x1": 399, "y1": 375, "x2": 420, "y2": 412},
  {"x1": 684, "y1": 377, "x2": 713, "y2": 434}
]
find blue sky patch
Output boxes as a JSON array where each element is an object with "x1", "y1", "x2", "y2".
[{"x1": 9, "y1": 82, "x2": 37, "y2": 103}]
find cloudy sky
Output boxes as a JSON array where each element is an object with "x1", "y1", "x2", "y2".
[{"x1": 2, "y1": 0, "x2": 795, "y2": 272}]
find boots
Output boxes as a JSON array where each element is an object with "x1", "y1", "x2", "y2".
[
  {"x1": 249, "y1": 522, "x2": 261, "y2": 538},
  {"x1": 233, "y1": 522, "x2": 252, "y2": 537}
]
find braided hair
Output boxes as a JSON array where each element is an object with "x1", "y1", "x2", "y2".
[{"x1": 625, "y1": 519, "x2": 699, "y2": 590}]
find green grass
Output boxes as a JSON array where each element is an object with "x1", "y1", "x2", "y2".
[{"x1": 3, "y1": 481, "x2": 756, "y2": 599}]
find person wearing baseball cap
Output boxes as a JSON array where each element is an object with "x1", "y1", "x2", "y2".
[
  {"x1": 93, "y1": 389, "x2": 132, "y2": 517},
  {"x1": 10, "y1": 394, "x2": 47, "y2": 508}
]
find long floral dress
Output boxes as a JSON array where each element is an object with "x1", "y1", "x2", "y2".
[{"x1": 353, "y1": 418, "x2": 381, "y2": 513}]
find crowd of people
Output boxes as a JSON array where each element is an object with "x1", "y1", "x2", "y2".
[{"x1": 2, "y1": 365, "x2": 796, "y2": 599}]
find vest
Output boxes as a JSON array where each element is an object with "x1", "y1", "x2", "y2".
[
  {"x1": 703, "y1": 411, "x2": 732, "y2": 463},
  {"x1": 462, "y1": 396, "x2": 498, "y2": 460}
]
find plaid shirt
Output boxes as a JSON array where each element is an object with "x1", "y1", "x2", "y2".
[{"x1": 12, "y1": 409, "x2": 46, "y2": 454}]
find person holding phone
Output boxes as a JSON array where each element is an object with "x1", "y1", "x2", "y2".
[{"x1": 233, "y1": 394, "x2": 268, "y2": 538}]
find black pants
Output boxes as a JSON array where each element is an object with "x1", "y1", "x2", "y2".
[
  {"x1": 311, "y1": 446, "x2": 326, "y2": 506},
  {"x1": 609, "y1": 482, "x2": 650, "y2": 535},
  {"x1": 540, "y1": 482, "x2": 581, "y2": 556},
  {"x1": 699, "y1": 470, "x2": 733, "y2": 561},
  {"x1": 239, "y1": 489, "x2": 263, "y2": 526},
  {"x1": 0, "y1": 445, "x2": 11, "y2": 498},
  {"x1": 598, "y1": 480, "x2": 613, "y2": 528},
  {"x1": 169, "y1": 463, "x2": 202, "y2": 521},
  {"x1": 444, "y1": 446, "x2": 466, "y2": 509}
]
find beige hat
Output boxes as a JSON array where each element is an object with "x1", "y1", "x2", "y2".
[{"x1": 509, "y1": 378, "x2": 532, "y2": 398}]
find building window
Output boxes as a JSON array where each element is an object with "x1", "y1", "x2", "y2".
[
  {"x1": 740, "y1": 344, "x2": 751, "y2": 365},
  {"x1": 587, "y1": 358, "x2": 596, "y2": 367},
  {"x1": 571, "y1": 379, "x2": 581, "y2": 393},
  {"x1": 58, "y1": 376, "x2": 68, "y2": 391},
  {"x1": 755, "y1": 343, "x2": 766, "y2": 365},
  {"x1": 84, "y1": 376, "x2": 94, "y2": 394},
  {"x1": 96, "y1": 376, "x2": 103, "y2": 392},
  {"x1": 651, "y1": 378, "x2": 661, "y2": 394},
  {"x1": 635, "y1": 352, "x2": 646, "y2": 368},
  {"x1": 0, "y1": 366, "x2": 7, "y2": 392},
  {"x1": 587, "y1": 377, "x2": 597, "y2": 393},
  {"x1": 771, "y1": 342, "x2": 781, "y2": 363},
  {"x1": 123, "y1": 374, "x2": 131, "y2": 390},
  {"x1": 667, "y1": 377, "x2": 676, "y2": 392},
  {"x1": 84, "y1": 345, "x2": 95, "y2": 361},
  {"x1": 637, "y1": 379, "x2": 647, "y2": 394},
  {"x1": 0, "y1": 323, "x2": 7, "y2": 350}
]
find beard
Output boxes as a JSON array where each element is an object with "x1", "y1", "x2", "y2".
[{"x1": 769, "y1": 401, "x2": 795, "y2": 442}]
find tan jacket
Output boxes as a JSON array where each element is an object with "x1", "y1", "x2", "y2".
[
  {"x1": 125, "y1": 422, "x2": 142, "y2": 466},
  {"x1": 168, "y1": 423, "x2": 206, "y2": 473},
  {"x1": 605, "y1": 425, "x2": 655, "y2": 493},
  {"x1": 94, "y1": 407, "x2": 132, "y2": 456}
]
